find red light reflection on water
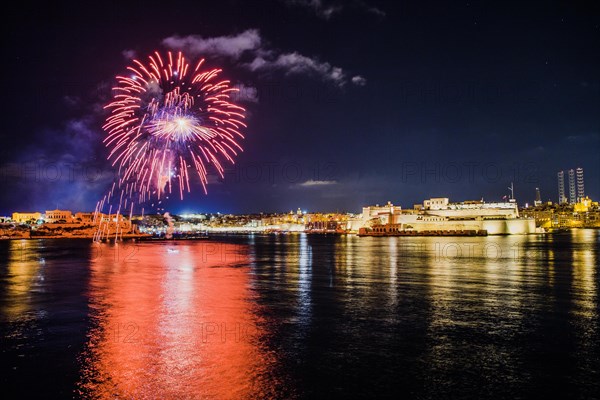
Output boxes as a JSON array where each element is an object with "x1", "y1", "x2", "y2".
[{"x1": 77, "y1": 241, "x2": 276, "y2": 399}]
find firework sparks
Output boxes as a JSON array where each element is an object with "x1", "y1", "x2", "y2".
[
  {"x1": 93, "y1": 51, "x2": 247, "y2": 241},
  {"x1": 103, "y1": 51, "x2": 246, "y2": 201}
]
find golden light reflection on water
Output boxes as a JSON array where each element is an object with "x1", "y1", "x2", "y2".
[
  {"x1": 77, "y1": 241, "x2": 278, "y2": 399},
  {"x1": 3, "y1": 240, "x2": 43, "y2": 321},
  {"x1": 571, "y1": 229, "x2": 597, "y2": 323}
]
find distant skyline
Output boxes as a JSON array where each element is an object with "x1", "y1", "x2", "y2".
[{"x1": 1, "y1": 1, "x2": 598, "y2": 215}]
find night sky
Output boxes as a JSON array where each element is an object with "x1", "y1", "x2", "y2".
[{"x1": 1, "y1": 0, "x2": 598, "y2": 215}]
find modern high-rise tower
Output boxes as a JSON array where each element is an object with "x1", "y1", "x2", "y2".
[
  {"x1": 576, "y1": 167, "x2": 585, "y2": 200},
  {"x1": 558, "y1": 167, "x2": 585, "y2": 204},
  {"x1": 557, "y1": 171, "x2": 566, "y2": 204},
  {"x1": 568, "y1": 169, "x2": 576, "y2": 204},
  {"x1": 534, "y1": 187, "x2": 542, "y2": 206}
]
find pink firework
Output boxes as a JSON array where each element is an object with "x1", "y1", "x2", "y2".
[{"x1": 102, "y1": 51, "x2": 246, "y2": 202}]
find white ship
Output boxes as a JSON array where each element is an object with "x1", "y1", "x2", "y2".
[{"x1": 356, "y1": 196, "x2": 536, "y2": 236}]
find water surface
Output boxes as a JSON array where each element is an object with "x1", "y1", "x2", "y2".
[{"x1": 0, "y1": 231, "x2": 598, "y2": 398}]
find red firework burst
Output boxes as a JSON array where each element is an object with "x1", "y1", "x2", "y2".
[{"x1": 103, "y1": 51, "x2": 246, "y2": 202}]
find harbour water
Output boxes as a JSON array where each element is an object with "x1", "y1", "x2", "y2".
[{"x1": 1, "y1": 231, "x2": 598, "y2": 398}]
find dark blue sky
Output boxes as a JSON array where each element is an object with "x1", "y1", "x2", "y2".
[{"x1": 1, "y1": 0, "x2": 598, "y2": 214}]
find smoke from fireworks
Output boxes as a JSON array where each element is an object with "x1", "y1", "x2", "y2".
[{"x1": 93, "y1": 51, "x2": 247, "y2": 241}]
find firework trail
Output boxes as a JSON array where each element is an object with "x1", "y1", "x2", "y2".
[{"x1": 94, "y1": 51, "x2": 247, "y2": 241}]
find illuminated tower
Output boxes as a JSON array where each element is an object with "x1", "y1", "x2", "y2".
[
  {"x1": 568, "y1": 169, "x2": 576, "y2": 204},
  {"x1": 534, "y1": 187, "x2": 542, "y2": 206},
  {"x1": 576, "y1": 167, "x2": 585, "y2": 200},
  {"x1": 557, "y1": 171, "x2": 566, "y2": 204}
]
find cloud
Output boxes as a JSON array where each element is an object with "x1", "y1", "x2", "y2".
[
  {"x1": 282, "y1": 0, "x2": 385, "y2": 19},
  {"x1": 283, "y1": 0, "x2": 342, "y2": 19},
  {"x1": 230, "y1": 83, "x2": 259, "y2": 104},
  {"x1": 356, "y1": 1, "x2": 386, "y2": 17},
  {"x1": 298, "y1": 179, "x2": 338, "y2": 187},
  {"x1": 0, "y1": 113, "x2": 115, "y2": 212},
  {"x1": 63, "y1": 95, "x2": 81, "y2": 108},
  {"x1": 351, "y1": 75, "x2": 367, "y2": 86},
  {"x1": 565, "y1": 133, "x2": 600, "y2": 143},
  {"x1": 366, "y1": 6, "x2": 385, "y2": 17},
  {"x1": 162, "y1": 30, "x2": 365, "y2": 87},
  {"x1": 248, "y1": 52, "x2": 346, "y2": 85},
  {"x1": 162, "y1": 30, "x2": 262, "y2": 60}
]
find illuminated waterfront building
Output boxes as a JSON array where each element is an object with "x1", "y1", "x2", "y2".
[
  {"x1": 44, "y1": 209, "x2": 73, "y2": 223},
  {"x1": 574, "y1": 196, "x2": 595, "y2": 213},
  {"x1": 74, "y1": 212, "x2": 96, "y2": 224},
  {"x1": 358, "y1": 198, "x2": 534, "y2": 235},
  {"x1": 11, "y1": 212, "x2": 42, "y2": 223}
]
